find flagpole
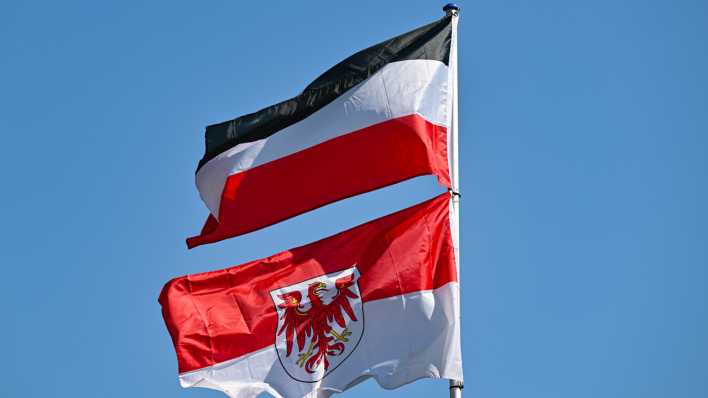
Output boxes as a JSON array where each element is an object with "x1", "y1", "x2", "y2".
[{"x1": 443, "y1": 3, "x2": 463, "y2": 398}]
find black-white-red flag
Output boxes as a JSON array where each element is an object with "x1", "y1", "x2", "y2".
[{"x1": 187, "y1": 15, "x2": 457, "y2": 248}]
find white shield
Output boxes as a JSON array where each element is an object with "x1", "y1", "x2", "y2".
[{"x1": 270, "y1": 266, "x2": 364, "y2": 382}]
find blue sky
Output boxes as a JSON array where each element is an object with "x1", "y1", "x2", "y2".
[{"x1": 2, "y1": 1, "x2": 707, "y2": 397}]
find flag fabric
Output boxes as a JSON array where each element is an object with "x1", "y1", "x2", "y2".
[
  {"x1": 188, "y1": 15, "x2": 456, "y2": 248},
  {"x1": 161, "y1": 193, "x2": 462, "y2": 398}
]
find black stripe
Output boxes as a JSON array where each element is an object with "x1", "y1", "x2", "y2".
[{"x1": 197, "y1": 15, "x2": 452, "y2": 172}]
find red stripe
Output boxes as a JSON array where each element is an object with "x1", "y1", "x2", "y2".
[
  {"x1": 161, "y1": 193, "x2": 456, "y2": 373},
  {"x1": 187, "y1": 114, "x2": 450, "y2": 249}
]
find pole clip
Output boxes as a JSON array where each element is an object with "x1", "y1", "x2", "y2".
[{"x1": 449, "y1": 189, "x2": 462, "y2": 198}]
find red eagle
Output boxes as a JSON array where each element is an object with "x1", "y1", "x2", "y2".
[{"x1": 277, "y1": 274, "x2": 359, "y2": 373}]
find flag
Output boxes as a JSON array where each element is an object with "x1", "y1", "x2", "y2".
[
  {"x1": 188, "y1": 15, "x2": 455, "y2": 248},
  {"x1": 161, "y1": 193, "x2": 462, "y2": 398}
]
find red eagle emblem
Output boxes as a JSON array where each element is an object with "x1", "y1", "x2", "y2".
[{"x1": 271, "y1": 267, "x2": 363, "y2": 381}]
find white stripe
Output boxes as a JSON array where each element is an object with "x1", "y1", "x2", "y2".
[
  {"x1": 196, "y1": 59, "x2": 450, "y2": 219},
  {"x1": 179, "y1": 282, "x2": 462, "y2": 398}
]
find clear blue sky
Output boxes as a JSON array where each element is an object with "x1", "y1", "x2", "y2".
[{"x1": 2, "y1": 1, "x2": 707, "y2": 397}]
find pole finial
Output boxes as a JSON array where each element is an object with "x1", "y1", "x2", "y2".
[{"x1": 443, "y1": 3, "x2": 461, "y2": 15}]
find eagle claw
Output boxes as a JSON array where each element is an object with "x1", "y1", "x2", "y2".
[
  {"x1": 296, "y1": 345, "x2": 313, "y2": 367},
  {"x1": 330, "y1": 327, "x2": 351, "y2": 342}
]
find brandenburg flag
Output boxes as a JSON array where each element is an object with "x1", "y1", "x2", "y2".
[{"x1": 161, "y1": 193, "x2": 462, "y2": 398}]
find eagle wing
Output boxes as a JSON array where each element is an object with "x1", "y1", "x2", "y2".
[
  {"x1": 277, "y1": 294, "x2": 313, "y2": 356},
  {"x1": 325, "y1": 274, "x2": 359, "y2": 328}
]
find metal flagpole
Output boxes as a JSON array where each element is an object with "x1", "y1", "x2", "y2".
[{"x1": 443, "y1": 3, "x2": 463, "y2": 398}]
